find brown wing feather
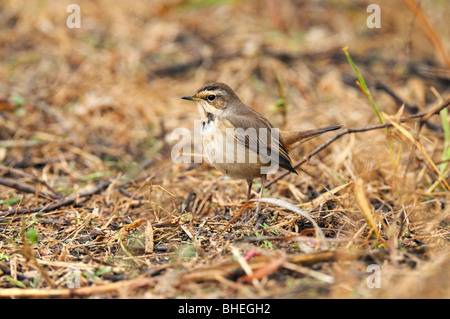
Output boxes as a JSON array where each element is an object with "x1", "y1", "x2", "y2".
[{"x1": 222, "y1": 115, "x2": 297, "y2": 175}]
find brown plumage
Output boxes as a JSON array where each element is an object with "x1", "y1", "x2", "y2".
[{"x1": 182, "y1": 82, "x2": 342, "y2": 216}]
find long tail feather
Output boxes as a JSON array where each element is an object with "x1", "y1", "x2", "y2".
[{"x1": 281, "y1": 124, "x2": 343, "y2": 150}]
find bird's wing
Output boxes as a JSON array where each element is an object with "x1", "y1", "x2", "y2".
[{"x1": 220, "y1": 115, "x2": 297, "y2": 174}]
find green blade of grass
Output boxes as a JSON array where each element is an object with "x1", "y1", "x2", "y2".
[
  {"x1": 440, "y1": 107, "x2": 450, "y2": 174},
  {"x1": 343, "y1": 46, "x2": 398, "y2": 169},
  {"x1": 342, "y1": 46, "x2": 384, "y2": 126},
  {"x1": 427, "y1": 103, "x2": 450, "y2": 192}
]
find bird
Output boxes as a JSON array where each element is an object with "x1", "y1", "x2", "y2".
[{"x1": 181, "y1": 82, "x2": 341, "y2": 218}]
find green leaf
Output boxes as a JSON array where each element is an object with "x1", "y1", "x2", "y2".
[
  {"x1": 7, "y1": 277, "x2": 26, "y2": 288},
  {"x1": 83, "y1": 270, "x2": 99, "y2": 281},
  {"x1": 3, "y1": 197, "x2": 20, "y2": 206},
  {"x1": 12, "y1": 93, "x2": 26, "y2": 107},
  {"x1": 0, "y1": 253, "x2": 9, "y2": 261},
  {"x1": 95, "y1": 266, "x2": 112, "y2": 276},
  {"x1": 26, "y1": 227, "x2": 39, "y2": 243}
]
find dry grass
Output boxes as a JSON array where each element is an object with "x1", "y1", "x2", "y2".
[{"x1": 0, "y1": 0, "x2": 449, "y2": 298}]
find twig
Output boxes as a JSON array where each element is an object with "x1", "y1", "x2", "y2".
[
  {"x1": 404, "y1": 0, "x2": 450, "y2": 69},
  {"x1": 181, "y1": 250, "x2": 361, "y2": 283},
  {"x1": 0, "y1": 140, "x2": 49, "y2": 148},
  {"x1": 0, "y1": 180, "x2": 112, "y2": 217},
  {"x1": 0, "y1": 177, "x2": 60, "y2": 200},
  {"x1": 20, "y1": 230, "x2": 56, "y2": 288},
  {"x1": 283, "y1": 262, "x2": 334, "y2": 284},
  {"x1": 0, "y1": 277, "x2": 155, "y2": 298},
  {"x1": 11, "y1": 155, "x2": 77, "y2": 169},
  {"x1": 0, "y1": 165, "x2": 64, "y2": 199}
]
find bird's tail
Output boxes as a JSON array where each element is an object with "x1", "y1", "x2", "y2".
[{"x1": 281, "y1": 124, "x2": 343, "y2": 150}]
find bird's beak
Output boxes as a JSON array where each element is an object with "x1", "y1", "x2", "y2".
[{"x1": 181, "y1": 95, "x2": 202, "y2": 101}]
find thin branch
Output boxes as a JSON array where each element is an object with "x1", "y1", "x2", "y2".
[
  {"x1": 0, "y1": 178, "x2": 60, "y2": 201},
  {"x1": 404, "y1": 0, "x2": 450, "y2": 69},
  {"x1": 266, "y1": 95, "x2": 450, "y2": 189},
  {"x1": 0, "y1": 164, "x2": 64, "y2": 199},
  {"x1": 0, "y1": 277, "x2": 155, "y2": 298},
  {"x1": 0, "y1": 180, "x2": 112, "y2": 217}
]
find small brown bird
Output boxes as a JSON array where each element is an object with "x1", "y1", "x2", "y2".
[{"x1": 182, "y1": 82, "x2": 341, "y2": 216}]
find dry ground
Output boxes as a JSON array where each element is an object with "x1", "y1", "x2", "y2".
[{"x1": 0, "y1": 0, "x2": 449, "y2": 298}]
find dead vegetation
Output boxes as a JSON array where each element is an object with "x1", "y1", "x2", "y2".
[{"x1": 0, "y1": 0, "x2": 449, "y2": 298}]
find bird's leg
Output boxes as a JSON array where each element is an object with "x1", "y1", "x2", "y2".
[
  {"x1": 246, "y1": 179, "x2": 253, "y2": 201},
  {"x1": 246, "y1": 175, "x2": 267, "y2": 224},
  {"x1": 255, "y1": 175, "x2": 266, "y2": 215}
]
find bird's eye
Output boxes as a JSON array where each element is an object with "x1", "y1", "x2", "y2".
[{"x1": 207, "y1": 95, "x2": 216, "y2": 101}]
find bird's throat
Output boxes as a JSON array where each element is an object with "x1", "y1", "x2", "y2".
[{"x1": 202, "y1": 112, "x2": 215, "y2": 131}]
